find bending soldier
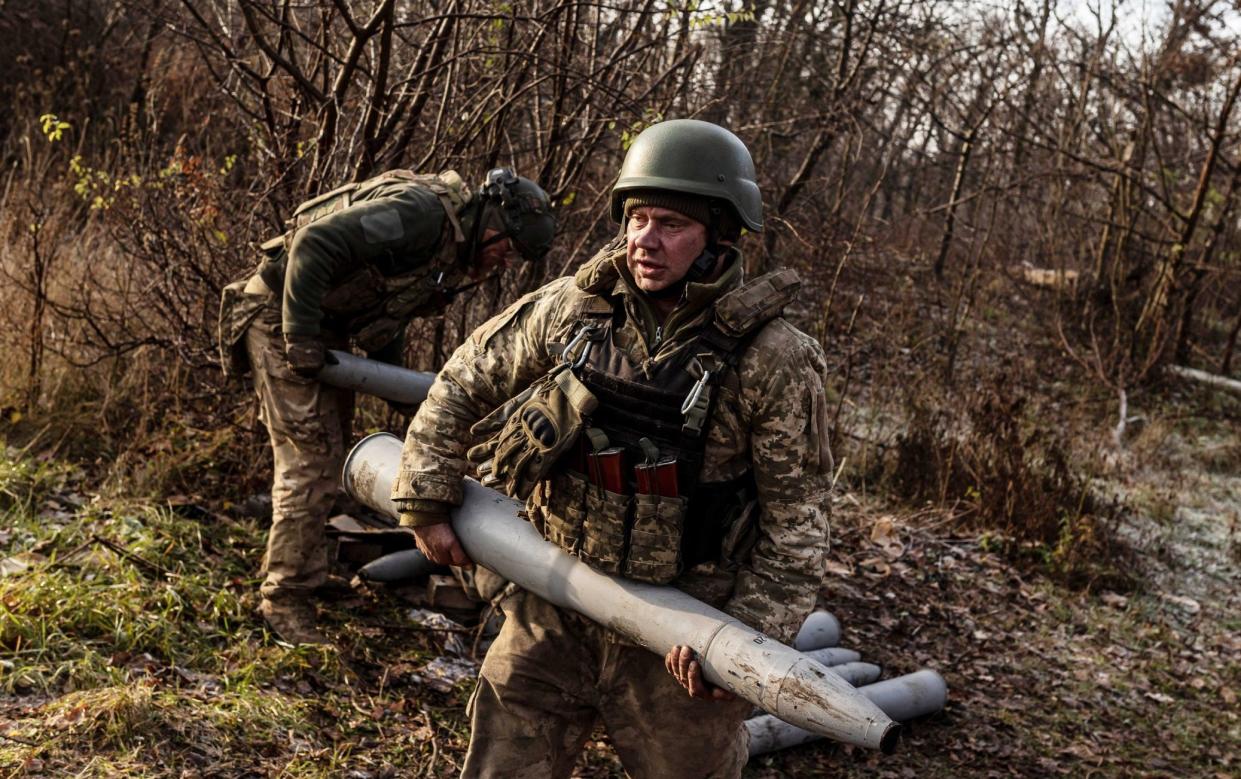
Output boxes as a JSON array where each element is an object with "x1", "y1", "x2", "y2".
[
  {"x1": 394, "y1": 121, "x2": 833, "y2": 777},
  {"x1": 218, "y1": 168, "x2": 555, "y2": 645}
]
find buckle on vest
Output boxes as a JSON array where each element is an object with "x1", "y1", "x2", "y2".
[{"x1": 680, "y1": 370, "x2": 712, "y2": 436}]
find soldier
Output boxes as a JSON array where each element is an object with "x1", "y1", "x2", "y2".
[
  {"x1": 218, "y1": 168, "x2": 556, "y2": 645},
  {"x1": 394, "y1": 120, "x2": 833, "y2": 777}
]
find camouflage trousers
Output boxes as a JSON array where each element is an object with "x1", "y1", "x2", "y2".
[
  {"x1": 243, "y1": 294, "x2": 353, "y2": 602},
  {"x1": 462, "y1": 590, "x2": 751, "y2": 778}
]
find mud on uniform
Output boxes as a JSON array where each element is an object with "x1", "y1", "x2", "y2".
[
  {"x1": 393, "y1": 242, "x2": 834, "y2": 777},
  {"x1": 218, "y1": 171, "x2": 471, "y2": 602}
]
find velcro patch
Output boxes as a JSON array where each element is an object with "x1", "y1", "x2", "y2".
[{"x1": 361, "y1": 208, "x2": 405, "y2": 244}]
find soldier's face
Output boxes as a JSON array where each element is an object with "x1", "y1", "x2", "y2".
[
  {"x1": 625, "y1": 206, "x2": 708, "y2": 293},
  {"x1": 473, "y1": 229, "x2": 514, "y2": 277}
]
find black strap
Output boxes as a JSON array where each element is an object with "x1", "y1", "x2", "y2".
[{"x1": 570, "y1": 312, "x2": 760, "y2": 485}]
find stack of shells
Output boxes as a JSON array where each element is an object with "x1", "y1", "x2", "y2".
[{"x1": 746, "y1": 610, "x2": 947, "y2": 756}]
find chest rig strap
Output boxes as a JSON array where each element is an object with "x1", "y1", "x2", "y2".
[
  {"x1": 680, "y1": 267, "x2": 801, "y2": 441},
  {"x1": 679, "y1": 322, "x2": 750, "y2": 441},
  {"x1": 562, "y1": 319, "x2": 747, "y2": 445},
  {"x1": 564, "y1": 314, "x2": 761, "y2": 578},
  {"x1": 564, "y1": 313, "x2": 758, "y2": 493}
]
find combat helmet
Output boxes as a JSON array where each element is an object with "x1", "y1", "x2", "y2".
[
  {"x1": 610, "y1": 119, "x2": 763, "y2": 234},
  {"x1": 479, "y1": 168, "x2": 556, "y2": 261}
]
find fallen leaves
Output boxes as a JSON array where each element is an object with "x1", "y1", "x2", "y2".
[
  {"x1": 816, "y1": 485, "x2": 1241, "y2": 778},
  {"x1": 1100, "y1": 591, "x2": 1128, "y2": 609},
  {"x1": 825, "y1": 558, "x2": 853, "y2": 577},
  {"x1": 0, "y1": 552, "x2": 45, "y2": 577},
  {"x1": 1158, "y1": 593, "x2": 1202, "y2": 615},
  {"x1": 419, "y1": 657, "x2": 477, "y2": 694},
  {"x1": 858, "y1": 557, "x2": 891, "y2": 577},
  {"x1": 869, "y1": 516, "x2": 906, "y2": 559}
]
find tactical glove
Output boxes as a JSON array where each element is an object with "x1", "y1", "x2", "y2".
[
  {"x1": 283, "y1": 333, "x2": 326, "y2": 377},
  {"x1": 467, "y1": 365, "x2": 597, "y2": 500}
]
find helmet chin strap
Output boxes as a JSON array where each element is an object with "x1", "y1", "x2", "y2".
[
  {"x1": 645, "y1": 243, "x2": 732, "y2": 301},
  {"x1": 458, "y1": 200, "x2": 484, "y2": 266},
  {"x1": 459, "y1": 200, "x2": 510, "y2": 266},
  {"x1": 686, "y1": 201, "x2": 728, "y2": 284},
  {"x1": 684, "y1": 243, "x2": 722, "y2": 283}
]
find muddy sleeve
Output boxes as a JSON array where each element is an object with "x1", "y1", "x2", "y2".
[{"x1": 724, "y1": 327, "x2": 834, "y2": 643}]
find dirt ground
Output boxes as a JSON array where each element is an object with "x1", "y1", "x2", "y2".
[
  {"x1": 763, "y1": 406, "x2": 1239, "y2": 778},
  {"x1": 0, "y1": 391, "x2": 1237, "y2": 778}
]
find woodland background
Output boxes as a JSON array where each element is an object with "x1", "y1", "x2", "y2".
[{"x1": 0, "y1": 0, "x2": 1237, "y2": 776}]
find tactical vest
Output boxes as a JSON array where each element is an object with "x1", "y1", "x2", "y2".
[
  {"x1": 258, "y1": 169, "x2": 471, "y2": 352},
  {"x1": 259, "y1": 169, "x2": 469, "y2": 255},
  {"x1": 528, "y1": 268, "x2": 801, "y2": 584}
]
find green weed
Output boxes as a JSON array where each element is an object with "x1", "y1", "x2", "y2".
[
  {"x1": 0, "y1": 456, "x2": 263, "y2": 694},
  {"x1": 0, "y1": 682, "x2": 312, "y2": 775},
  {"x1": 0, "y1": 451, "x2": 74, "y2": 513}
]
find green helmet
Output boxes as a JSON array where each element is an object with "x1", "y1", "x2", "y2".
[
  {"x1": 610, "y1": 119, "x2": 763, "y2": 233},
  {"x1": 480, "y1": 168, "x2": 556, "y2": 261}
]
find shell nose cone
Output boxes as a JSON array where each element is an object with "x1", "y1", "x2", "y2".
[{"x1": 777, "y1": 658, "x2": 897, "y2": 750}]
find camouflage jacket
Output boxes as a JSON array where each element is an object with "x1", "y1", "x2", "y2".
[{"x1": 393, "y1": 242, "x2": 833, "y2": 642}]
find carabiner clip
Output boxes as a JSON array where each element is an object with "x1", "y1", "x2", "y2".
[
  {"x1": 680, "y1": 370, "x2": 712, "y2": 415},
  {"x1": 561, "y1": 324, "x2": 598, "y2": 370}
]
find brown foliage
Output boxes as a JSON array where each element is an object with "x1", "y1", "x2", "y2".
[
  {"x1": 888, "y1": 370, "x2": 1131, "y2": 587},
  {"x1": 0, "y1": 0, "x2": 1239, "y2": 566}
]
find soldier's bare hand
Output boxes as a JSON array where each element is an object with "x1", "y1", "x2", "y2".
[
  {"x1": 664, "y1": 645, "x2": 737, "y2": 701},
  {"x1": 412, "y1": 523, "x2": 473, "y2": 568}
]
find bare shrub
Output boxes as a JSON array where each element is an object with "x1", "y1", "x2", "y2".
[
  {"x1": 887, "y1": 371, "x2": 1132, "y2": 587},
  {"x1": 0, "y1": 0, "x2": 1237, "y2": 586}
]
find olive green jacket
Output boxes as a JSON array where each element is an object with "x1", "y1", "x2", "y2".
[{"x1": 221, "y1": 172, "x2": 472, "y2": 372}]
